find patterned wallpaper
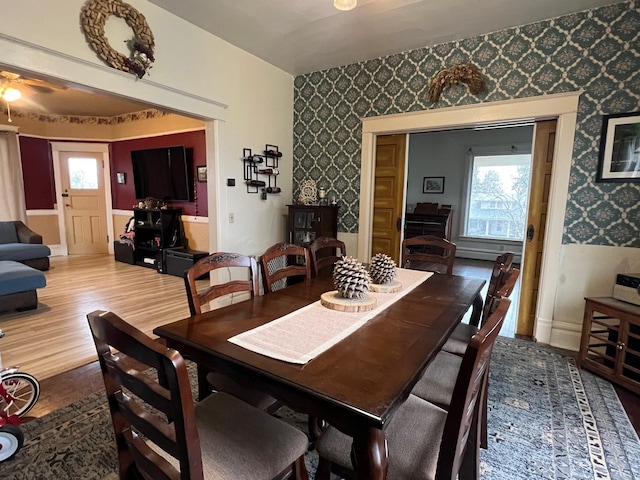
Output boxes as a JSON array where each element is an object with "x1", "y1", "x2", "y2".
[{"x1": 293, "y1": 0, "x2": 640, "y2": 246}]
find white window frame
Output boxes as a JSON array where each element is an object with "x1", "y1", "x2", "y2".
[{"x1": 460, "y1": 143, "x2": 532, "y2": 243}]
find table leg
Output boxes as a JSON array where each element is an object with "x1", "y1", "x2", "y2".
[
  {"x1": 351, "y1": 427, "x2": 388, "y2": 480},
  {"x1": 196, "y1": 364, "x2": 210, "y2": 401},
  {"x1": 469, "y1": 293, "x2": 484, "y2": 327}
]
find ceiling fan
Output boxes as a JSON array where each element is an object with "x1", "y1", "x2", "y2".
[
  {"x1": 0, "y1": 71, "x2": 67, "y2": 95},
  {"x1": 0, "y1": 71, "x2": 67, "y2": 122}
]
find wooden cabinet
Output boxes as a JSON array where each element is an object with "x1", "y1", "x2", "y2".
[
  {"x1": 287, "y1": 205, "x2": 339, "y2": 247},
  {"x1": 578, "y1": 297, "x2": 640, "y2": 395},
  {"x1": 133, "y1": 208, "x2": 182, "y2": 269}
]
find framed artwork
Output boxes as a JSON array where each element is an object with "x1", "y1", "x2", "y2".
[
  {"x1": 196, "y1": 165, "x2": 207, "y2": 182},
  {"x1": 423, "y1": 176, "x2": 445, "y2": 194},
  {"x1": 597, "y1": 111, "x2": 640, "y2": 183}
]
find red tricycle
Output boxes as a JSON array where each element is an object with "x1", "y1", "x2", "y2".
[{"x1": 0, "y1": 328, "x2": 40, "y2": 462}]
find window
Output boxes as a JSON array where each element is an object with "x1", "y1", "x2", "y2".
[
  {"x1": 463, "y1": 150, "x2": 532, "y2": 241},
  {"x1": 68, "y1": 157, "x2": 98, "y2": 189}
]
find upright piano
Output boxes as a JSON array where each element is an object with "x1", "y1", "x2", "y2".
[{"x1": 404, "y1": 202, "x2": 453, "y2": 240}]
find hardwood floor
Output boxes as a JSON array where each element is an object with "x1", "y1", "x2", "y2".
[
  {"x1": 5, "y1": 255, "x2": 639, "y2": 437},
  {"x1": 0, "y1": 255, "x2": 198, "y2": 380}
]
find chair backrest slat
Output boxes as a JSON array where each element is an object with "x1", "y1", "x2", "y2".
[
  {"x1": 309, "y1": 237, "x2": 346, "y2": 278},
  {"x1": 184, "y1": 252, "x2": 259, "y2": 315},
  {"x1": 401, "y1": 235, "x2": 456, "y2": 275},
  {"x1": 260, "y1": 242, "x2": 311, "y2": 293}
]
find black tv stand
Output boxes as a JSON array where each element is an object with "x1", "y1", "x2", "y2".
[{"x1": 132, "y1": 208, "x2": 182, "y2": 270}]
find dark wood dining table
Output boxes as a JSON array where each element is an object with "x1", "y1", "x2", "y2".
[{"x1": 154, "y1": 272, "x2": 485, "y2": 480}]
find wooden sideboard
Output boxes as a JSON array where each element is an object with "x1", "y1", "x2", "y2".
[{"x1": 578, "y1": 297, "x2": 640, "y2": 395}]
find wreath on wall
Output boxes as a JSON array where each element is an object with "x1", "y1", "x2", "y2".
[
  {"x1": 80, "y1": 0, "x2": 155, "y2": 78},
  {"x1": 428, "y1": 63, "x2": 487, "y2": 103}
]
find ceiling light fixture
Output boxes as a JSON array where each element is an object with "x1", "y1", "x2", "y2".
[
  {"x1": 1, "y1": 87, "x2": 21, "y2": 123},
  {"x1": 334, "y1": 0, "x2": 357, "y2": 11}
]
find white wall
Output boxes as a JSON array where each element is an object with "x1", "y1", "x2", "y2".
[
  {"x1": 539, "y1": 244, "x2": 640, "y2": 350},
  {"x1": 407, "y1": 126, "x2": 534, "y2": 260},
  {"x1": 1, "y1": 0, "x2": 294, "y2": 258}
]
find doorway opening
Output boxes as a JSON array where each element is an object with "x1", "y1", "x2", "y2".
[{"x1": 359, "y1": 92, "x2": 579, "y2": 343}]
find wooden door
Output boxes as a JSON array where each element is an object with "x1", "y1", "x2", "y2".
[
  {"x1": 372, "y1": 134, "x2": 406, "y2": 264},
  {"x1": 59, "y1": 152, "x2": 108, "y2": 255},
  {"x1": 517, "y1": 120, "x2": 556, "y2": 337}
]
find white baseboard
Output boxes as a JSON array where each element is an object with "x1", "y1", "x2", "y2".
[
  {"x1": 546, "y1": 319, "x2": 581, "y2": 352},
  {"x1": 49, "y1": 244, "x2": 67, "y2": 257},
  {"x1": 456, "y1": 246, "x2": 522, "y2": 263}
]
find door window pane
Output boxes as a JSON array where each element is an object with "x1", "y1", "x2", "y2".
[{"x1": 68, "y1": 157, "x2": 98, "y2": 189}]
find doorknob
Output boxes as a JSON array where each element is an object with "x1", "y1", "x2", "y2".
[
  {"x1": 526, "y1": 224, "x2": 535, "y2": 242},
  {"x1": 65, "y1": 204, "x2": 71, "y2": 207},
  {"x1": 396, "y1": 218, "x2": 402, "y2": 232}
]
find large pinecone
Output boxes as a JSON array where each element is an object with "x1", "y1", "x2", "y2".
[
  {"x1": 333, "y1": 256, "x2": 370, "y2": 299},
  {"x1": 369, "y1": 253, "x2": 397, "y2": 285}
]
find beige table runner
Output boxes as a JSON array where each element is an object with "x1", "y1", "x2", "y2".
[{"x1": 228, "y1": 268, "x2": 433, "y2": 364}]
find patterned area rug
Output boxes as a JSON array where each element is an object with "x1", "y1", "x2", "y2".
[{"x1": 2, "y1": 337, "x2": 639, "y2": 479}]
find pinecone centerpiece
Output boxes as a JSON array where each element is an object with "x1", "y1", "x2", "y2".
[
  {"x1": 333, "y1": 256, "x2": 370, "y2": 299},
  {"x1": 369, "y1": 253, "x2": 402, "y2": 293},
  {"x1": 369, "y1": 253, "x2": 396, "y2": 285},
  {"x1": 321, "y1": 256, "x2": 377, "y2": 312}
]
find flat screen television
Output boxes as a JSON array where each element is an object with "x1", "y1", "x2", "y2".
[{"x1": 131, "y1": 146, "x2": 191, "y2": 201}]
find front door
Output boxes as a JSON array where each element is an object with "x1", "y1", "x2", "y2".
[
  {"x1": 372, "y1": 134, "x2": 406, "y2": 264},
  {"x1": 59, "y1": 151, "x2": 109, "y2": 255},
  {"x1": 517, "y1": 120, "x2": 557, "y2": 337}
]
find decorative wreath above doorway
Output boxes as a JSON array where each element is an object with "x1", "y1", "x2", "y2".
[
  {"x1": 428, "y1": 63, "x2": 487, "y2": 103},
  {"x1": 80, "y1": 0, "x2": 155, "y2": 79}
]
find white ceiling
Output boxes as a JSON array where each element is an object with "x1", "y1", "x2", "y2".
[
  {"x1": 149, "y1": 0, "x2": 618, "y2": 75},
  {"x1": 3, "y1": 0, "x2": 618, "y2": 118}
]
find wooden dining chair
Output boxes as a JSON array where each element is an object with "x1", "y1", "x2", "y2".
[
  {"x1": 411, "y1": 295, "x2": 514, "y2": 450},
  {"x1": 401, "y1": 235, "x2": 457, "y2": 275},
  {"x1": 443, "y1": 266, "x2": 520, "y2": 357},
  {"x1": 479, "y1": 252, "x2": 514, "y2": 326},
  {"x1": 315, "y1": 299, "x2": 511, "y2": 480},
  {"x1": 260, "y1": 242, "x2": 311, "y2": 293},
  {"x1": 308, "y1": 237, "x2": 346, "y2": 278},
  {"x1": 183, "y1": 252, "x2": 280, "y2": 411},
  {"x1": 87, "y1": 310, "x2": 309, "y2": 480}
]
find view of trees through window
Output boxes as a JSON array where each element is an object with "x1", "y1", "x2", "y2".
[{"x1": 465, "y1": 153, "x2": 532, "y2": 241}]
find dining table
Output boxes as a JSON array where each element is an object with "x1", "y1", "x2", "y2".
[{"x1": 153, "y1": 271, "x2": 485, "y2": 480}]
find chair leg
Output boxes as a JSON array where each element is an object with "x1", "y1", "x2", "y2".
[
  {"x1": 315, "y1": 458, "x2": 333, "y2": 480},
  {"x1": 293, "y1": 456, "x2": 309, "y2": 480}
]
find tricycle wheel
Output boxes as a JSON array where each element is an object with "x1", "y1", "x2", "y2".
[{"x1": 0, "y1": 423, "x2": 24, "y2": 462}]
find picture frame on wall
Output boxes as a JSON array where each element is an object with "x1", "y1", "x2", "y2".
[
  {"x1": 596, "y1": 111, "x2": 640, "y2": 183},
  {"x1": 423, "y1": 176, "x2": 445, "y2": 194},
  {"x1": 197, "y1": 165, "x2": 207, "y2": 182}
]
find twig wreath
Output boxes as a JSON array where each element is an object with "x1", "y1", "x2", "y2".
[
  {"x1": 80, "y1": 0, "x2": 155, "y2": 78},
  {"x1": 428, "y1": 63, "x2": 487, "y2": 103}
]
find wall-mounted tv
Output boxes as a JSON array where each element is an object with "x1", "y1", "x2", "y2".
[{"x1": 131, "y1": 146, "x2": 192, "y2": 201}]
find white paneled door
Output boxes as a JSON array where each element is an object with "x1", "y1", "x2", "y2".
[{"x1": 59, "y1": 152, "x2": 108, "y2": 255}]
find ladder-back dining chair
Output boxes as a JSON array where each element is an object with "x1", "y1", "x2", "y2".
[
  {"x1": 87, "y1": 310, "x2": 309, "y2": 480},
  {"x1": 315, "y1": 299, "x2": 511, "y2": 480},
  {"x1": 308, "y1": 237, "x2": 346, "y2": 278},
  {"x1": 412, "y1": 291, "x2": 516, "y2": 450},
  {"x1": 183, "y1": 252, "x2": 280, "y2": 411},
  {"x1": 260, "y1": 242, "x2": 311, "y2": 293},
  {"x1": 401, "y1": 235, "x2": 457, "y2": 275}
]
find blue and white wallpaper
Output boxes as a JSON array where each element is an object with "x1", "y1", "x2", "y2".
[{"x1": 293, "y1": 0, "x2": 640, "y2": 246}]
